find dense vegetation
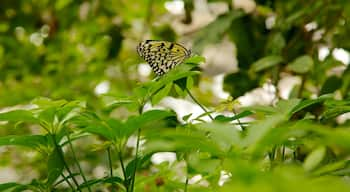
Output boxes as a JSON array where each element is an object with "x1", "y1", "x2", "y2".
[{"x1": 1, "y1": 0, "x2": 350, "y2": 191}]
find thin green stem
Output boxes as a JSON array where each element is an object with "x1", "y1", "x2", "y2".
[
  {"x1": 107, "y1": 147, "x2": 117, "y2": 192},
  {"x1": 232, "y1": 110, "x2": 245, "y2": 131},
  {"x1": 185, "y1": 88, "x2": 214, "y2": 120},
  {"x1": 118, "y1": 150, "x2": 127, "y2": 189},
  {"x1": 184, "y1": 176, "x2": 189, "y2": 192},
  {"x1": 107, "y1": 147, "x2": 114, "y2": 177},
  {"x1": 130, "y1": 128, "x2": 141, "y2": 192},
  {"x1": 51, "y1": 134, "x2": 82, "y2": 192},
  {"x1": 66, "y1": 134, "x2": 91, "y2": 192},
  {"x1": 56, "y1": 173, "x2": 74, "y2": 190}
]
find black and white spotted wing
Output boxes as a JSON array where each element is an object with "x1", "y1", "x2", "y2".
[{"x1": 137, "y1": 40, "x2": 191, "y2": 76}]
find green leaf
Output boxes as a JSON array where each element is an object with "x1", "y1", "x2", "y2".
[
  {"x1": 174, "y1": 84, "x2": 185, "y2": 97},
  {"x1": 193, "y1": 11, "x2": 245, "y2": 52},
  {"x1": 123, "y1": 110, "x2": 176, "y2": 138},
  {"x1": 290, "y1": 94, "x2": 332, "y2": 115},
  {"x1": 214, "y1": 110, "x2": 253, "y2": 122},
  {"x1": 184, "y1": 55, "x2": 205, "y2": 64},
  {"x1": 303, "y1": 146, "x2": 327, "y2": 172},
  {"x1": 186, "y1": 76, "x2": 194, "y2": 90},
  {"x1": 187, "y1": 152, "x2": 221, "y2": 174},
  {"x1": 151, "y1": 82, "x2": 173, "y2": 105},
  {"x1": 320, "y1": 76, "x2": 342, "y2": 95},
  {"x1": 266, "y1": 32, "x2": 286, "y2": 55},
  {"x1": 0, "y1": 135, "x2": 48, "y2": 149},
  {"x1": 0, "y1": 110, "x2": 37, "y2": 123},
  {"x1": 145, "y1": 130, "x2": 223, "y2": 156},
  {"x1": 149, "y1": 66, "x2": 199, "y2": 96},
  {"x1": 80, "y1": 176, "x2": 124, "y2": 189},
  {"x1": 0, "y1": 182, "x2": 23, "y2": 191},
  {"x1": 47, "y1": 147, "x2": 64, "y2": 185},
  {"x1": 195, "y1": 122, "x2": 242, "y2": 150},
  {"x1": 250, "y1": 55, "x2": 283, "y2": 72},
  {"x1": 243, "y1": 114, "x2": 287, "y2": 155},
  {"x1": 182, "y1": 113, "x2": 192, "y2": 122},
  {"x1": 287, "y1": 55, "x2": 314, "y2": 74}
]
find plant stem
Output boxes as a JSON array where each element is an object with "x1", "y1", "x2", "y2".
[
  {"x1": 118, "y1": 150, "x2": 128, "y2": 192},
  {"x1": 184, "y1": 176, "x2": 189, "y2": 192},
  {"x1": 67, "y1": 134, "x2": 91, "y2": 192},
  {"x1": 107, "y1": 147, "x2": 114, "y2": 177},
  {"x1": 58, "y1": 173, "x2": 74, "y2": 190},
  {"x1": 51, "y1": 134, "x2": 82, "y2": 192},
  {"x1": 130, "y1": 128, "x2": 141, "y2": 192},
  {"x1": 107, "y1": 147, "x2": 117, "y2": 192},
  {"x1": 185, "y1": 88, "x2": 214, "y2": 120}
]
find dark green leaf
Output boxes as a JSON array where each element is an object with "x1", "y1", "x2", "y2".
[
  {"x1": 0, "y1": 135, "x2": 48, "y2": 149},
  {"x1": 47, "y1": 147, "x2": 64, "y2": 185},
  {"x1": 287, "y1": 55, "x2": 314, "y2": 74},
  {"x1": 251, "y1": 55, "x2": 283, "y2": 72}
]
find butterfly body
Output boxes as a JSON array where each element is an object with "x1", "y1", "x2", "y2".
[{"x1": 137, "y1": 40, "x2": 191, "y2": 76}]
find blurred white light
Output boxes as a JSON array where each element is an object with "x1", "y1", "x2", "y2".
[
  {"x1": 265, "y1": 15, "x2": 276, "y2": 29},
  {"x1": 212, "y1": 74, "x2": 230, "y2": 99},
  {"x1": 29, "y1": 32, "x2": 43, "y2": 46},
  {"x1": 312, "y1": 29, "x2": 324, "y2": 41},
  {"x1": 238, "y1": 82, "x2": 276, "y2": 106},
  {"x1": 233, "y1": 0, "x2": 256, "y2": 13},
  {"x1": 332, "y1": 48, "x2": 350, "y2": 65},
  {"x1": 305, "y1": 22, "x2": 318, "y2": 31},
  {"x1": 189, "y1": 174, "x2": 202, "y2": 184},
  {"x1": 138, "y1": 63, "x2": 152, "y2": 77},
  {"x1": 94, "y1": 80, "x2": 110, "y2": 95},
  {"x1": 218, "y1": 170, "x2": 231, "y2": 186},
  {"x1": 278, "y1": 76, "x2": 301, "y2": 99},
  {"x1": 40, "y1": 25, "x2": 50, "y2": 38},
  {"x1": 151, "y1": 152, "x2": 177, "y2": 165},
  {"x1": 165, "y1": 0, "x2": 185, "y2": 15},
  {"x1": 15, "y1": 26, "x2": 25, "y2": 41},
  {"x1": 318, "y1": 46, "x2": 330, "y2": 61}
]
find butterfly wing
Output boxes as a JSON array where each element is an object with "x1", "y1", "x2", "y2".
[{"x1": 137, "y1": 40, "x2": 191, "y2": 76}]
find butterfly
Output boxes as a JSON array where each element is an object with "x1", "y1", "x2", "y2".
[{"x1": 137, "y1": 40, "x2": 191, "y2": 76}]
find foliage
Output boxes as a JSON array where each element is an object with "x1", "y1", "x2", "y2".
[{"x1": 1, "y1": 0, "x2": 350, "y2": 191}]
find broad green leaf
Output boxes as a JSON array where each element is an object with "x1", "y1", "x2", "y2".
[
  {"x1": 186, "y1": 76, "x2": 194, "y2": 90},
  {"x1": 243, "y1": 113, "x2": 287, "y2": 155},
  {"x1": 145, "y1": 130, "x2": 224, "y2": 156},
  {"x1": 312, "y1": 160, "x2": 350, "y2": 176},
  {"x1": 47, "y1": 147, "x2": 64, "y2": 185},
  {"x1": 174, "y1": 84, "x2": 185, "y2": 97},
  {"x1": 290, "y1": 94, "x2": 332, "y2": 115},
  {"x1": 266, "y1": 32, "x2": 286, "y2": 55},
  {"x1": 250, "y1": 55, "x2": 283, "y2": 72},
  {"x1": 187, "y1": 152, "x2": 221, "y2": 174},
  {"x1": 320, "y1": 76, "x2": 342, "y2": 95},
  {"x1": 123, "y1": 110, "x2": 176, "y2": 137},
  {"x1": 303, "y1": 146, "x2": 327, "y2": 172},
  {"x1": 0, "y1": 135, "x2": 48, "y2": 149},
  {"x1": 0, "y1": 110, "x2": 37, "y2": 123},
  {"x1": 287, "y1": 55, "x2": 314, "y2": 74},
  {"x1": 0, "y1": 182, "x2": 23, "y2": 191},
  {"x1": 31, "y1": 98, "x2": 67, "y2": 109},
  {"x1": 184, "y1": 55, "x2": 205, "y2": 64},
  {"x1": 195, "y1": 122, "x2": 242, "y2": 150},
  {"x1": 151, "y1": 82, "x2": 173, "y2": 105}
]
